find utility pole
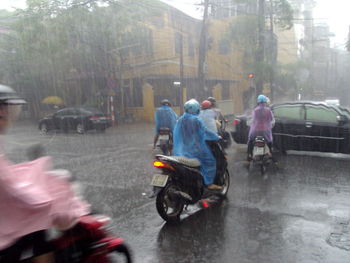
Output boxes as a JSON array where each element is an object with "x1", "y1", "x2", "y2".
[
  {"x1": 179, "y1": 34, "x2": 184, "y2": 114},
  {"x1": 256, "y1": 0, "x2": 266, "y2": 95},
  {"x1": 269, "y1": 0, "x2": 275, "y2": 101},
  {"x1": 198, "y1": 0, "x2": 210, "y2": 96}
]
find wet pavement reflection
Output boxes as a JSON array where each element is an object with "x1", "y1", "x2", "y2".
[{"x1": 4, "y1": 122, "x2": 350, "y2": 262}]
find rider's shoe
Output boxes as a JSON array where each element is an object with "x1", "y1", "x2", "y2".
[{"x1": 207, "y1": 184, "x2": 223, "y2": 190}]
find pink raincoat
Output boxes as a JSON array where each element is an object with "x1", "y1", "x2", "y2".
[{"x1": 0, "y1": 155, "x2": 90, "y2": 250}]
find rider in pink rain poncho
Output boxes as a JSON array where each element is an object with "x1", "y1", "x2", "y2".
[
  {"x1": 0, "y1": 85, "x2": 90, "y2": 262},
  {"x1": 247, "y1": 94, "x2": 276, "y2": 164}
]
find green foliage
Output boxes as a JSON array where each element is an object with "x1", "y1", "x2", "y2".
[
  {"x1": 271, "y1": 0, "x2": 294, "y2": 30},
  {"x1": 0, "y1": 0, "x2": 160, "y2": 114},
  {"x1": 226, "y1": 0, "x2": 294, "y2": 95}
]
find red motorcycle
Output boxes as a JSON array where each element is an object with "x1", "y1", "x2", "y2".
[
  {"x1": 52, "y1": 214, "x2": 131, "y2": 263},
  {"x1": 13, "y1": 214, "x2": 131, "y2": 263}
]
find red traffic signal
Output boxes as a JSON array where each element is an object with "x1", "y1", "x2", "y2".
[{"x1": 247, "y1": 73, "x2": 254, "y2": 79}]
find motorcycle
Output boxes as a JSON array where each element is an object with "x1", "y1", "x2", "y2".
[
  {"x1": 217, "y1": 120, "x2": 232, "y2": 149},
  {"x1": 150, "y1": 141, "x2": 230, "y2": 222},
  {"x1": 50, "y1": 214, "x2": 131, "y2": 263},
  {"x1": 10, "y1": 145, "x2": 134, "y2": 263},
  {"x1": 249, "y1": 136, "x2": 271, "y2": 176},
  {"x1": 157, "y1": 127, "x2": 173, "y2": 155}
]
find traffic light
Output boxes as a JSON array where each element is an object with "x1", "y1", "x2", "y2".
[{"x1": 247, "y1": 73, "x2": 254, "y2": 79}]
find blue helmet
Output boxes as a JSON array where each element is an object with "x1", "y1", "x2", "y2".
[
  {"x1": 184, "y1": 99, "x2": 200, "y2": 114},
  {"x1": 257, "y1": 94, "x2": 267, "y2": 104}
]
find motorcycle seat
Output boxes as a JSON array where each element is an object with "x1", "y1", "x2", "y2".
[{"x1": 156, "y1": 155, "x2": 201, "y2": 168}]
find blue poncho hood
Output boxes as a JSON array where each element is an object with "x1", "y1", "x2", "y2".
[
  {"x1": 173, "y1": 113, "x2": 219, "y2": 185},
  {"x1": 155, "y1": 105, "x2": 178, "y2": 133}
]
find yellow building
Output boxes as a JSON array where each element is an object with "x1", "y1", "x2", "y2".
[{"x1": 114, "y1": 3, "x2": 249, "y2": 122}]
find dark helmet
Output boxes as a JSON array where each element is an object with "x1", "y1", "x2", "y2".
[
  {"x1": 207, "y1": 97, "x2": 216, "y2": 104},
  {"x1": 0, "y1": 84, "x2": 26, "y2": 105},
  {"x1": 161, "y1": 99, "x2": 171, "y2": 106}
]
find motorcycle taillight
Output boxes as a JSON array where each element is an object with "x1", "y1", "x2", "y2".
[{"x1": 153, "y1": 160, "x2": 175, "y2": 170}]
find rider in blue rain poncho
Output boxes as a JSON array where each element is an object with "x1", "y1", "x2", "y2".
[
  {"x1": 173, "y1": 99, "x2": 222, "y2": 190},
  {"x1": 153, "y1": 99, "x2": 178, "y2": 149}
]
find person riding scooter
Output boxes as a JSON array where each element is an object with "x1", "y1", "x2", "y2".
[
  {"x1": 0, "y1": 85, "x2": 90, "y2": 263},
  {"x1": 199, "y1": 100, "x2": 218, "y2": 134},
  {"x1": 153, "y1": 99, "x2": 178, "y2": 149},
  {"x1": 246, "y1": 94, "x2": 276, "y2": 166},
  {"x1": 173, "y1": 99, "x2": 222, "y2": 190}
]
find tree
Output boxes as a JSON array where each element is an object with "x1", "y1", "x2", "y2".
[
  {"x1": 0, "y1": 0, "x2": 160, "y2": 117},
  {"x1": 226, "y1": 0, "x2": 294, "y2": 97}
]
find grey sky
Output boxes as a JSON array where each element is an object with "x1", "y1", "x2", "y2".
[{"x1": 0, "y1": 0, "x2": 349, "y2": 46}]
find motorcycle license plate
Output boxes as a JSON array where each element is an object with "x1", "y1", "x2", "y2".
[
  {"x1": 159, "y1": 135, "x2": 169, "y2": 140},
  {"x1": 151, "y1": 174, "x2": 168, "y2": 187},
  {"x1": 254, "y1": 147, "x2": 264, "y2": 156}
]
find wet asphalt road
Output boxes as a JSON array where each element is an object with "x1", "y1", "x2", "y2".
[{"x1": 4, "y1": 121, "x2": 350, "y2": 263}]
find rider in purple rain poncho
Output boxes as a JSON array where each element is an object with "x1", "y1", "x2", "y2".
[
  {"x1": 153, "y1": 99, "x2": 178, "y2": 149},
  {"x1": 247, "y1": 94, "x2": 276, "y2": 164},
  {"x1": 173, "y1": 99, "x2": 222, "y2": 190}
]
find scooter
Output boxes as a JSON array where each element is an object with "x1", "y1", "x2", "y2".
[
  {"x1": 217, "y1": 120, "x2": 232, "y2": 149},
  {"x1": 50, "y1": 214, "x2": 131, "y2": 263},
  {"x1": 249, "y1": 136, "x2": 271, "y2": 176},
  {"x1": 150, "y1": 142, "x2": 230, "y2": 222},
  {"x1": 12, "y1": 144, "x2": 134, "y2": 263},
  {"x1": 157, "y1": 127, "x2": 173, "y2": 155}
]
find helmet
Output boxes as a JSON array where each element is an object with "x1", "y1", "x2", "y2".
[
  {"x1": 257, "y1": 94, "x2": 267, "y2": 104},
  {"x1": 0, "y1": 84, "x2": 26, "y2": 105},
  {"x1": 184, "y1": 99, "x2": 200, "y2": 114},
  {"x1": 201, "y1": 100, "x2": 212, "y2": 109},
  {"x1": 207, "y1": 97, "x2": 216, "y2": 103},
  {"x1": 161, "y1": 99, "x2": 171, "y2": 106}
]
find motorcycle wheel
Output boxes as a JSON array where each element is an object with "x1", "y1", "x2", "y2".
[
  {"x1": 217, "y1": 169, "x2": 230, "y2": 196},
  {"x1": 156, "y1": 183, "x2": 184, "y2": 222},
  {"x1": 260, "y1": 163, "x2": 266, "y2": 176},
  {"x1": 106, "y1": 244, "x2": 132, "y2": 263}
]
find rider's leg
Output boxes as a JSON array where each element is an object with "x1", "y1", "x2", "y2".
[
  {"x1": 247, "y1": 140, "x2": 254, "y2": 161},
  {"x1": 153, "y1": 133, "x2": 159, "y2": 149},
  {"x1": 204, "y1": 141, "x2": 223, "y2": 190},
  {"x1": 267, "y1": 142, "x2": 277, "y2": 163}
]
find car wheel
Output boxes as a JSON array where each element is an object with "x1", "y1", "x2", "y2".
[
  {"x1": 76, "y1": 123, "x2": 85, "y2": 134},
  {"x1": 40, "y1": 123, "x2": 48, "y2": 134}
]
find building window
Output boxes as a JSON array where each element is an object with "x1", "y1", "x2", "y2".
[
  {"x1": 132, "y1": 78, "x2": 143, "y2": 107},
  {"x1": 219, "y1": 39, "x2": 230, "y2": 54},
  {"x1": 175, "y1": 32, "x2": 182, "y2": 54},
  {"x1": 188, "y1": 35, "x2": 194, "y2": 57},
  {"x1": 123, "y1": 79, "x2": 143, "y2": 107}
]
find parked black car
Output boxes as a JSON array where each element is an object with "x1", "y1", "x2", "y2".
[
  {"x1": 231, "y1": 101, "x2": 350, "y2": 154},
  {"x1": 39, "y1": 107, "x2": 112, "y2": 134}
]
